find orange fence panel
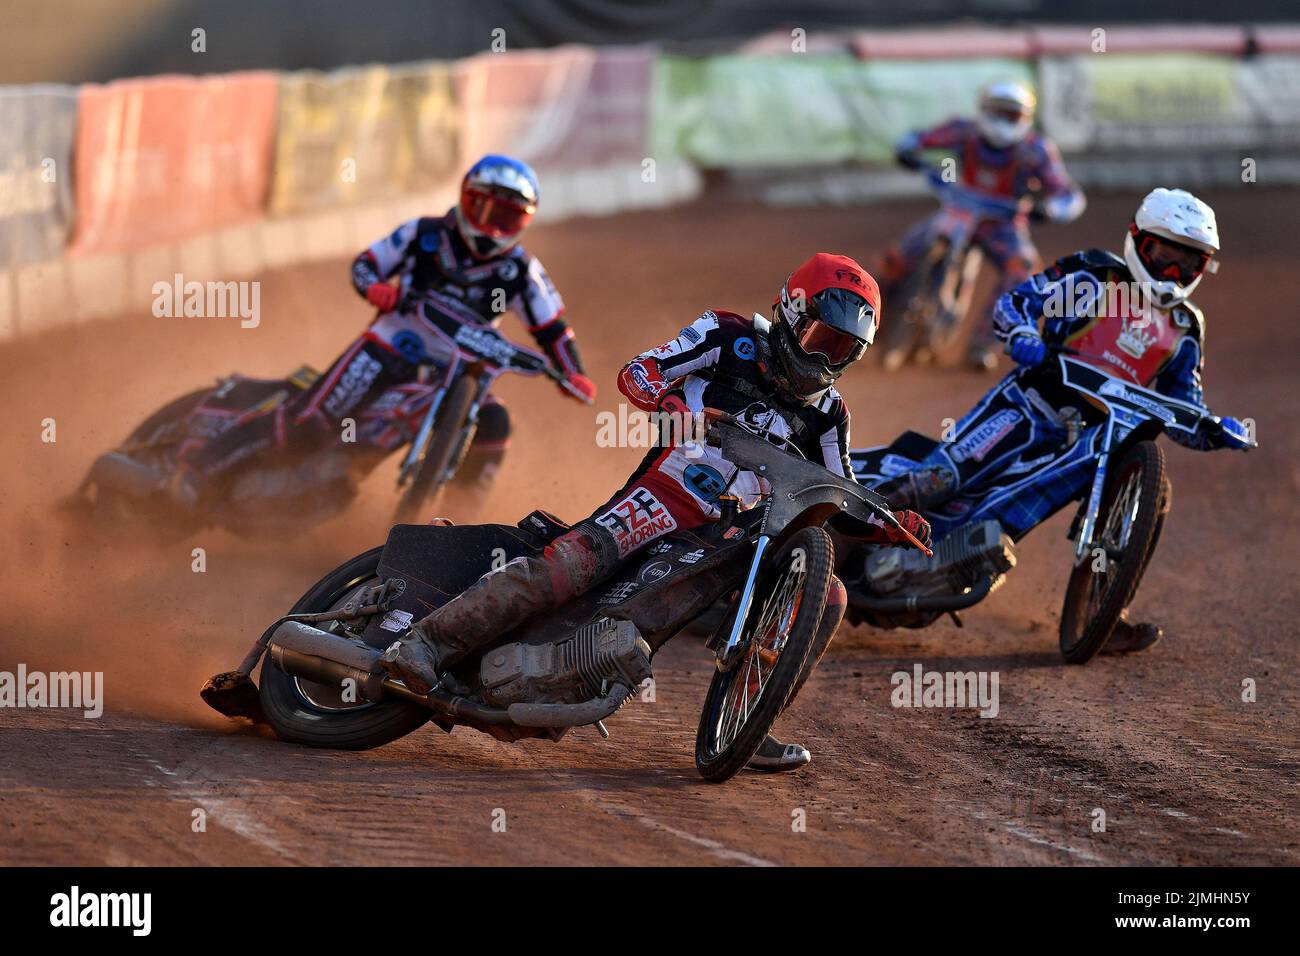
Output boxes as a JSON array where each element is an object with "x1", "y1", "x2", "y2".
[{"x1": 71, "y1": 72, "x2": 277, "y2": 255}]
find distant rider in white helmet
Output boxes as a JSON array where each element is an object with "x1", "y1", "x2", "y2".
[{"x1": 880, "y1": 80, "x2": 1087, "y2": 369}]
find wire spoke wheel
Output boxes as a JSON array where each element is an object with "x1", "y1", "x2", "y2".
[
  {"x1": 1059, "y1": 441, "x2": 1168, "y2": 664},
  {"x1": 259, "y1": 547, "x2": 431, "y2": 749},
  {"x1": 695, "y1": 527, "x2": 832, "y2": 782}
]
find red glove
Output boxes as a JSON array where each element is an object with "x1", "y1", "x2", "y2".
[
  {"x1": 559, "y1": 373, "x2": 596, "y2": 403},
  {"x1": 366, "y1": 282, "x2": 400, "y2": 312},
  {"x1": 886, "y1": 510, "x2": 932, "y2": 549},
  {"x1": 657, "y1": 392, "x2": 691, "y2": 419}
]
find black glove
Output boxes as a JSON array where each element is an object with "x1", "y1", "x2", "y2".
[{"x1": 895, "y1": 149, "x2": 923, "y2": 171}]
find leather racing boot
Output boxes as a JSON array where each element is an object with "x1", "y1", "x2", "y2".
[
  {"x1": 1102, "y1": 609, "x2": 1164, "y2": 654},
  {"x1": 875, "y1": 463, "x2": 957, "y2": 514},
  {"x1": 380, "y1": 522, "x2": 620, "y2": 692}
]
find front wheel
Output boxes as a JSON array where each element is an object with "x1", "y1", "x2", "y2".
[
  {"x1": 695, "y1": 527, "x2": 833, "y2": 782},
  {"x1": 1058, "y1": 441, "x2": 1168, "y2": 664},
  {"x1": 394, "y1": 375, "x2": 478, "y2": 524},
  {"x1": 259, "y1": 547, "x2": 432, "y2": 749}
]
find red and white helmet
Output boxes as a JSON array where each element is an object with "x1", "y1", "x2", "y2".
[
  {"x1": 1123, "y1": 187, "x2": 1220, "y2": 308},
  {"x1": 770, "y1": 253, "x2": 881, "y2": 402},
  {"x1": 976, "y1": 81, "x2": 1036, "y2": 149}
]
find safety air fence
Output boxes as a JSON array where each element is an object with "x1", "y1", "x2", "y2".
[{"x1": 2, "y1": 24, "x2": 1298, "y2": 340}]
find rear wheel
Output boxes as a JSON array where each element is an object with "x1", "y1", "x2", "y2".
[
  {"x1": 1059, "y1": 442, "x2": 1168, "y2": 664},
  {"x1": 928, "y1": 245, "x2": 982, "y2": 355},
  {"x1": 123, "y1": 387, "x2": 210, "y2": 449},
  {"x1": 259, "y1": 547, "x2": 432, "y2": 749},
  {"x1": 695, "y1": 527, "x2": 833, "y2": 782},
  {"x1": 394, "y1": 375, "x2": 478, "y2": 524}
]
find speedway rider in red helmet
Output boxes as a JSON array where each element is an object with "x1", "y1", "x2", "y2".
[
  {"x1": 382, "y1": 253, "x2": 932, "y2": 771},
  {"x1": 171, "y1": 155, "x2": 594, "y2": 506}
]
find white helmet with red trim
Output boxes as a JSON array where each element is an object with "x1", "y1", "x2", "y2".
[
  {"x1": 976, "y1": 81, "x2": 1037, "y2": 148},
  {"x1": 1124, "y1": 187, "x2": 1220, "y2": 308}
]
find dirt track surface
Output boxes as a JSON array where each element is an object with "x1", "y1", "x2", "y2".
[{"x1": 1, "y1": 191, "x2": 1297, "y2": 865}]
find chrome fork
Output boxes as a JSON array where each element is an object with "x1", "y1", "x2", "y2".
[
  {"x1": 1074, "y1": 416, "x2": 1115, "y2": 562},
  {"x1": 398, "y1": 368, "x2": 454, "y2": 485},
  {"x1": 716, "y1": 533, "x2": 771, "y2": 670}
]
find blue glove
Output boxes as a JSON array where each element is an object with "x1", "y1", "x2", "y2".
[
  {"x1": 1217, "y1": 416, "x2": 1253, "y2": 450},
  {"x1": 1006, "y1": 330, "x2": 1047, "y2": 368}
]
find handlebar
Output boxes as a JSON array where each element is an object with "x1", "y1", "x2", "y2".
[
  {"x1": 394, "y1": 290, "x2": 593, "y2": 405},
  {"x1": 920, "y1": 165, "x2": 1022, "y2": 220},
  {"x1": 703, "y1": 408, "x2": 932, "y2": 557}
]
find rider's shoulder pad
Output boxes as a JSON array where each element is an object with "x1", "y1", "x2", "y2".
[{"x1": 1171, "y1": 299, "x2": 1206, "y2": 340}]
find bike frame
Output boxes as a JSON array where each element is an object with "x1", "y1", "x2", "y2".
[
  {"x1": 394, "y1": 301, "x2": 577, "y2": 487},
  {"x1": 1058, "y1": 356, "x2": 1215, "y2": 561},
  {"x1": 708, "y1": 417, "x2": 928, "y2": 668},
  {"x1": 917, "y1": 169, "x2": 1021, "y2": 335}
]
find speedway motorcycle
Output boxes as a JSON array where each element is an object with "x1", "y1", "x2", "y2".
[
  {"x1": 842, "y1": 349, "x2": 1254, "y2": 663},
  {"x1": 72, "y1": 297, "x2": 589, "y2": 536},
  {"x1": 878, "y1": 165, "x2": 1023, "y2": 371},
  {"x1": 201, "y1": 411, "x2": 931, "y2": 783}
]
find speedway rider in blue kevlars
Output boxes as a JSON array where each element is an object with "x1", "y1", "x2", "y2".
[
  {"x1": 171, "y1": 155, "x2": 595, "y2": 506},
  {"x1": 872, "y1": 188, "x2": 1254, "y2": 651}
]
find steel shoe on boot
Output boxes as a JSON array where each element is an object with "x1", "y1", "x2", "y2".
[
  {"x1": 1102, "y1": 612, "x2": 1163, "y2": 654},
  {"x1": 747, "y1": 733, "x2": 811, "y2": 772}
]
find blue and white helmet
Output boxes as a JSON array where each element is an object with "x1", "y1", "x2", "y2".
[{"x1": 456, "y1": 154, "x2": 540, "y2": 259}]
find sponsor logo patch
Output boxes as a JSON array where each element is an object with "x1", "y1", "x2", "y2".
[
  {"x1": 683, "y1": 463, "x2": 727, "y2": 502},
  {"x1": 594, "y1": 488, "x2": 679, "y2": 557},
  {"x1": 598, "y1": 580, "x2": 641, "y2": 605},
  {"x1": 733, "y1": 336, "x2": 756, "y2": 360},
  {"x1": 950, "y1": 409, "x2": 1021, "y2": 464},
  {"x1": 638, "y1": 560, "x2": 673, "y2": 584},
  {"x1": 380, "y1": 609, "x2": 414, "y2": 633},
  {"x1": 323, "y1": 351, "x2": 384, "y2": 418}
]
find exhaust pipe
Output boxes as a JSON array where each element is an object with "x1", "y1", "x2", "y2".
[
  {"x1": 267, "y1": 621, "x2": 516, "y2": 726},
  {"x1": 269, "y1": 621, "x2": 389, "y2": 701},
  {"x1": 507, "y1": 682, "x2": 631, "y2": 728},
  {"x1": 847, "y1": 576, "x2": 994, "y2": 614},
  {"x1": 86, "y1": 452, "x2": 166, "y2": 497}
]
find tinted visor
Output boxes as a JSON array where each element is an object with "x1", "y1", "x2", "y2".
[
  {"x1": 1137, "y1": 232, "x2": 1211, "y2": 285},
  {"x1": 985, "y1": 103, "x2": 1029, "y2": 123},
  {"x1": 791, "y1": 315, "x2": 868, "y2": 366},
  {"x1": 461, "y1": 187, "x2": 536, "y2": 238}
]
